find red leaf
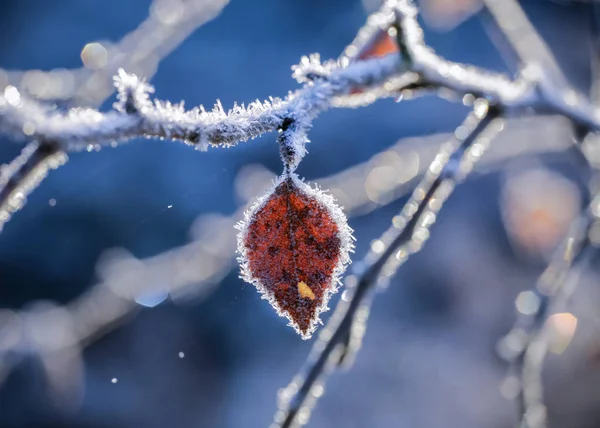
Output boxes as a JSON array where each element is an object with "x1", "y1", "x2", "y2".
[
  {"x1": 348, "y1": 29, "x2": 399, "y2": 95},
  {"x1": 236, "y1": 174, "x2": 353, "y2": 339},
  {"x1": 356, "y1": 29, "x2": 399, "y2": 61}
]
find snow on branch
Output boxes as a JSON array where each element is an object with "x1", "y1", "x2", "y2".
[
  {"x1": 274, "y1": 101, "x2": 504, "y2": 428},
  {"x1": 0, "y1": 119, "x2": 569, "y2": 401},
  {"x1": 0, "y1": 55, "x2": 401, "y2": 155},
  {"x1": 272, "y1": 1, "x2": 600, "y2": 427},
  {"x1": 0, "y1": 1, "x2": 597, "y2": 163}
]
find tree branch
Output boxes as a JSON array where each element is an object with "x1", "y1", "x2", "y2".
[
  {"x1": 499, "y1": 190, "x2": 597, "y2": 428},
  {"x1": 0, "y1": 56, "x2": 401, "y2": 152},
  {"x1": 2, "y1": 1, "x2": 600, "y2": 425},
  {"x1": 273, "y1": 1, "x2": 600, "y2": 427},
  {"x1": 481, "y1": 2, "x2": 600, "y2": 428},
  {"x1": 3, "y1": 0, "x2": 600, "y2": 237},
  {"x1": 0, "y1": 141, "x2": 66, "y2": 232},
  {"x1": 274, "y1": 101, "x2": 503, "y2": 427},
  {"x1": 0, "y1": 0, "x2": 230, "y2": 106},
  {"x1": 0, "y1": 118, "x2": 569, "y2": 399},
  {"x1": 481, "y1": 0, "x2": 567, "y2": 87}
]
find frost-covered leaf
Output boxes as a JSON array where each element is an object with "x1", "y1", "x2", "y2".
[{"x1": 236, "y1": 174, "x2": 353, "y2": 339}]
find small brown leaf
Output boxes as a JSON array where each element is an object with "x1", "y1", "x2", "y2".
[
  {"x1": 356, "y1": 29, "x2": 399, "y2": 61},
  {"x1": 346, "y1": 29, "x2": 400, "y2": 96},
  {"x1": 236, "y1": 173, "x2": 353, "y2": 339}
]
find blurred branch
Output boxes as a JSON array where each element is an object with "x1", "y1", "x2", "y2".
[
  {"x1": 0, "y1": 141, "x2": 66, "y2": 231},
  {"x1": 274, "y1": 102, "x2": 504, "y2": 428},
  {"x1": 0, "y1": 0, "x2": 231, "y2": 234},
  {"x1": 521, "y1": 223, "x2": 594, "y2": 428},
  {"x1": 481, "y1": 0, "x2": 567, "y2": 86},
  {"x1": 0, "y1": 0, "x2": 230, "y2": 106},
  {"x1": 498, "y1": 4, "x2": 600, "y2": 425},
  {"x1": 274, "y1": 1, "x2": 600, "y2": 427},
  {"x1": 0, "y1": 0, "x2": 229, "y2": 404},
  {"x1": 484, "y1": 2, "x2": 600, "y2": 427},
  {"x1": 1, "y1": 0, "x2": 600, "y2": 425},
  {"x1": 2, "y1": 0, "x2": 600, "y2": 234},
  {"x1": 498, "y1": 166, "x2": 598, "y2": 428},
  {"x1": 0, "y1": 115, "x2": 570, "y2": 401},
  {"x1": 481, "y1": 0, "x2": 600, "y2": 132}
]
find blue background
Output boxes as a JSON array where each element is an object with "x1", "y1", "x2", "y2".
[{"x1": 0, "y1": 1, "x2": 598, "y2": 427}]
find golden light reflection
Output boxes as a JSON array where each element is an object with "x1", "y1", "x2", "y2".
[
  {"x1": 546, "y1": 312, "x2": 578, "y2": 355},
  {"x1": 297, "y1": 281, "x2": 315, "y2": 300}
]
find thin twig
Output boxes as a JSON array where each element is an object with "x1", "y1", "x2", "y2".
[
  {"x1": 481, "y1": 0, "x2": 600, "y2": 132},
  {"x1": 520, "y1": 251, "x2": 594, "y2": 428},
  {"x1": 484, "y1": 3, "x2": 600, "y2": 427},
  {"x1": 274, "y1": 102, "x2": 503, "y2": 428},
  {"x1": 0, "y1": 0, "x2": 230, "y2": 105},
  {"x1": 0, "y1": 116, "x2": 570, "y2": 386},
  {"x1": 498, "y1": 205, "x2": 595, "y2": 428},
  {"x1": 507, "y1": 6, "x2": 600, "y2": 424},
  {"x1": 481, "y1": 0, "x2": 567, "y2": 87},
  {"x1": 273, "y1": 1, "x2": 600, "y2": 425},
  {"x1": 2, "y1": 0, "x2": 600, "y2": 424},
  {"x1": 0, "y1": 141, "x2": 67, "y2": 232},
  {"x1": 2, "y1": 0, "x2": 600, "y2": 238}
]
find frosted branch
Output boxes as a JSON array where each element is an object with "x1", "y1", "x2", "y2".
[
  {"x1": 0, "y1": 0, "x2": 230, "y2": 105},
  {"x1": 1, "y1": 0, "x2": 600, "y2": 425},
  {"x1": 273, "y1": 2, "x2": 600, "y2": 426},
  {"x1": 0, "y1": 54, "x2": 400, "y2": 153},
  {"x1": 294, "y1": 5, "x2": 533, "y2": 109},
  {"x1": 274, "y1": 102, "x2": 503, "y2": 427},
  {"x1": 3, "y1": 0, "x2": 600, "y2": 236},
  {"x1": 0, "y1": 121, "x2": 565, "y2": 395},
  {"x1": 0, "y1": 142, "x2": 67, "y2": 232}
]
